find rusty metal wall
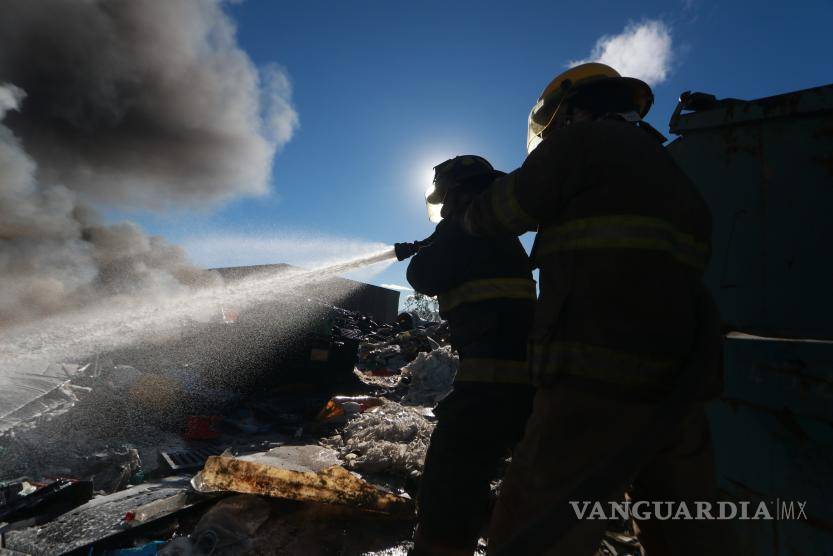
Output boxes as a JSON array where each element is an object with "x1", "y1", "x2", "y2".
[
  {"x1": 708, "y1": 335, "x2": 833, "y2": 555},
  {"x1": 668, "y1": 84, "x2": 833, "y2": 554},
  {"x1": 668, "y1": 84, "x2": 833, "y2": 340}
]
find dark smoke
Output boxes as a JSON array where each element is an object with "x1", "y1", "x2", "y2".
[
  {"x1": 0, "y1": 0, "x2": 298, "y2": 325},
  {"x1": 0, "y1": 0, "x2": 296, "y2": 206}
]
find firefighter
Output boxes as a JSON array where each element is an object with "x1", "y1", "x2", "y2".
[
  {"x1": 462, "y1": 64, "x2": 738, "y2": 554},
  {"x1": 403, "y1": 155, "x2": 536, "y2": 555}
]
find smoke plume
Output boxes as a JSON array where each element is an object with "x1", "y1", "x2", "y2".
[{"x1": 0, "y1": 0, "x2": 298, "y2": 325}]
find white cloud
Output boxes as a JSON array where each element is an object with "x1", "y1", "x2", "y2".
[
  {"x1": 569, "y1": 20, "x2": 673, "y2": 86},
  {"x1": 380, "y1": 283, "x2": 413, "y2": 292}
]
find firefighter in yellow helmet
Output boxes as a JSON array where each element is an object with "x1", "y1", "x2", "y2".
[{"x1": 463, "y1": 63, "x2": 738, "y2": 554}]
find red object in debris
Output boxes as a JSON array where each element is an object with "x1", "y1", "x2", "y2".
[
  {"x1": 183, "y1": 415, "x2": 223, "y2": 441},
  {"x1": 221, "y1": 306, "x2": 239, "y2": 323},
  {"x1": 370, "y1": 367, "x2": 394, "y2": 376},
  {"x1": 124, "y1": 511, "x2": 136, "y2": 522}
]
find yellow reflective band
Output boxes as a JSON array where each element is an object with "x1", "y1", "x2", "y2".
[
  {"x1": 529, "y1": 340, "x2": 681, "y2": 387},
  {"x1": 437, "y1": 278, "x2": 537, "y2": 312},
  {"x1": 537, "y1": 215, "x2": 710, "y2": 270},
  {"x1": 456, "y1": 358, "x2": 530, "y2": 384},
  {"x1": 490, "y1": 174, "x2": 538, "y2": 233}
]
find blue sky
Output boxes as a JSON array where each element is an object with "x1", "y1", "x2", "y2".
[{"x1": 132, "y1": 0, "x2": 832, "y2": 303}]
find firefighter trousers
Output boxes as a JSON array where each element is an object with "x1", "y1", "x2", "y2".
[
  {"x1": 487, "y1": 385, "x2": 739, "y2": 555},
  {"x1": 414, "y1": 381, "x2": 534, "y2": 554}
]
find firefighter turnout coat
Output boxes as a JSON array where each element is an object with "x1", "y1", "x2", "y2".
[
  {"x1": 406, "y1": 217, "x2": 535, "y2": 384},
  {"x1": 463, "y1": 117, "x2": 722, "y2": 397}
]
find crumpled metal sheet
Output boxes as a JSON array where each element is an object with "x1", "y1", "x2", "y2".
[
  {"x1": 192, "y1": 445, "x2": 413, "y2": 516},
  {"x1": 3, "y1": 477, "x2": 193, "y2": 555},
  {"x1": 0, "y1": 363, "x2": 88, "y2": 432}
]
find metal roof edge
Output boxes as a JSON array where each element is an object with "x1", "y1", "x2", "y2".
[{"x1": 669, "y1": 83, "x2": 833, "y2": 134}]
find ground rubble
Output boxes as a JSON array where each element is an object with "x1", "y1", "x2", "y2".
[
  {"x1": 0, "y1": 309, "x2": 640, "y2": 555},
  {"x1": 321, "y1": 400, "x2": 436, "y2": 478},
  {"x1": 0, "y1": 310, "x2": 458, "y2": 555}
]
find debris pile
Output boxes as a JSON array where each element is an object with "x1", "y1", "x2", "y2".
[
  {"x1": 193, "y1": 444, "x2": 413, "y2": 515},
  {"x1": 322, "y1": 400, "x2": 435, "y2": 478},
  {"x1": 0, "y1": 305, "x2": 448, "y2": 554},
  {"x1": 400, "y1": 346, "x2": 458, "y2": 406},
  {"x1": 313, "y1": 326, "x2": 458, "y2": 481},
  {"x1": 0, "y1": 361, "x2": 190, "y2": 485},
  {"x1": 357, "y1": 317, "x2": 449, "y2": 375},
  {"x1": 160, "y1": 494, "x2": 273, "y2": 556},
  {"x1": 0, "y1": 301, "x2": 645, "y2": 555}
]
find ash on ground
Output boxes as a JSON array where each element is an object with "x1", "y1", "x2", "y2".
[
  {"x1": 0, "y1": 307, "x2": 467, "y2": 555},
  {"x1": 0, "y1": 307, "x2": 639, "y2": 556}
]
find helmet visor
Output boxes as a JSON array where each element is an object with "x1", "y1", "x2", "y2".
[
  {"x1": 527, "y1": 95, "x2": 560, "y2": 154},
  {"x1": 527, "y1": 125, "x2": 544, "y2": 154},
  {"x1": 425, "y1": 184, "x2": 445, "y2": 223}
]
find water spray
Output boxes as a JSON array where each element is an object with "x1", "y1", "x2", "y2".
[{"x1": 0, "y1": 246, "x2": 398, "y2": 420}]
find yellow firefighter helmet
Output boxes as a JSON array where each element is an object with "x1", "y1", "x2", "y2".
[{"x1": 527, "y1": 63, "x2": 654, "y2": 153}]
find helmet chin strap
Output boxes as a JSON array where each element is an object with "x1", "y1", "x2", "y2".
[
  {"x1": 605, "y1": 110, "x2": 668, "y2": 143},
  {"x1": 542, "y1": 107, "x2": 667, "y2": 144},
  {"x1": 613, "y1": 110, "x2": 642, "y2": 122}
]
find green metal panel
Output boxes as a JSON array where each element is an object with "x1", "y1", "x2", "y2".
[
  {"x1": 667, "y1": 84, "x2": 833, "y2": 339},
  {"x1": 708, "y1": 335, "x2": 833, "y2": 555},
  {"x1": 669, "y1": 84, "x2": 833, "y2": 554}
]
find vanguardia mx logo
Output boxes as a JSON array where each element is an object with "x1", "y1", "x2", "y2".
[{"x1": 569, "y1": 500, "x2": 808, "y2": 521}]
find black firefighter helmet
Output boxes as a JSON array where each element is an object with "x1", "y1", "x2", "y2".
[{"x1": 425, "y1": 155, "x2": 504, "y2": 222}]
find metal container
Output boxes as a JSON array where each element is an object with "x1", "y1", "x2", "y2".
[{"x1": 668, "y1": 84, "x2": 833, "y2": 555}]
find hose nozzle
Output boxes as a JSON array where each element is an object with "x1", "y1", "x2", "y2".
[
  {"x1": 395, "y1": 231, "x2": 437, "y2": 261},
  {"x1": 394, "y1": 242, "x2": 419, "y2": 261}
]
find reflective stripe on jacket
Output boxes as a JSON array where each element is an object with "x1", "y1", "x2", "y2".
[
  {"x1": 437, "y1": 277, "x2": 536, "y2": 312},
  {"x1": 456, "y1": 358, "x2": 530, "y2": 384},
  {"x1": 528, "y1": 341, "x2": 681, "y2": 389},
  {"x1": 463, "y1": 118, "x2": 720, "y2": 395},
  {"x1": 536, "y1": 215, "x2": 710, "y2": 271},
  {"x1": 406, "y1": 218, "x2": 535, "y2": 384}
]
